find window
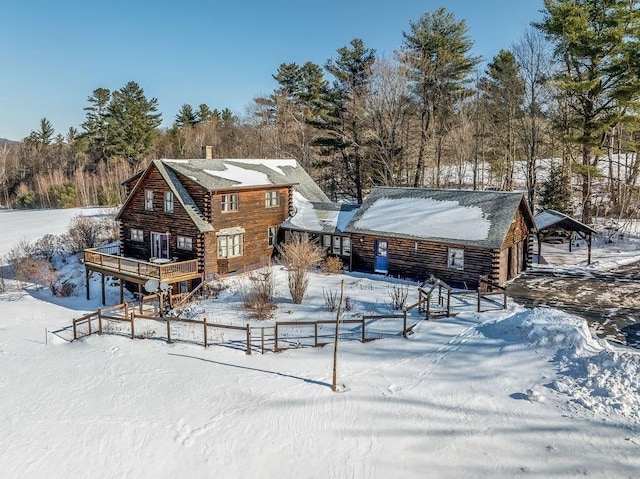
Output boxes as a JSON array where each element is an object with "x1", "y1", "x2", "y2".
[
  {"x1": 221, "y1": 193, "x2": 238, "y2": 212},
  {"x1": 332, "y1": 236, "x2": 341, "y2": 255},
  {"x1": 177, "y1": 235, "x2": 192, "y2": 251},
  {"x1": 322, "y1": 234, "x2": 331, "y2": 248},
  {"x1": 218, "y1": 234, "x2": 243, "y2": 258},
  {"x1": 342, "y1": 237, "x2": 351, "y2": 256},
  {"x1": 145, "y1": 190, "x2": 154, "y2": 211},
  {"x1": 130, "y1": 229, "x2": 143, "y2": 242},
  {"x1": 164, "y1": 191, "x2": 174, "y2": 212},
  {"x1": 265, "y1": 190, "x2": 279, "y2": 207},
  {"x1": 447, "y1": 248, "x2": 464, "y2": 270},
  {"x1": 268, "y1": 226, "x2": 278, "y2": 246}
]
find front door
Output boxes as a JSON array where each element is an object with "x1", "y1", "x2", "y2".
[
  {"x1": 374, "y1": 240, "x2": 388, "y2": 273},
  {"x1": 151, "y1": 232, "x2": 170, "y2": 259}
]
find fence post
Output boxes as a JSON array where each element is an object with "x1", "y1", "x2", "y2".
[
  {"x1": 446, "y1": 291, "x2": 451, "y2": 317},
  {"x1": 314, "y1": 322, "x2": 319, "y2": 348},
  {"x1": 203, "y1": 319, "x2": 208, "y2": 348},
  {"x1": 130, "y1": 310, "x2": 135, "y2": 339},
  {"x1": 246, "y1": 324, "x2": 251, "y2": 355},
  {"x1": 73, "y1": 319, "x2": 77, "y2": 340},
  {"x1": 477, "y1": 291, "x2": 481, "y2": 312},
  {"x1": 361, "y1": 317, "x2": 366, "y2": 342},
  {"x1": 261, "y1": 328, "x2": 265, "y2": 354},
  {"x1": 402, "y1": 310, "x2": 407, "y2": 338},
  {"x1": 89, "y1": 311, "x2": 94, "y2": 335},
  {"x1": 273, "y1": 322, "x2": 278, "y2": 351},
  {"x1": 98, "y1": 312, "x2": 103, "y2": 335},
  {"x1": 166, "y1": 318, "x2": 172, "y2": 343},
  {"x1": 503, "y1": 290, "x2": 507, "y2": 309}
]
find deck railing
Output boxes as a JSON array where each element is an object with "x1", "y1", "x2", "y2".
[{"x1": 84, "y1": 247, "x2": 199, "y2": 282}]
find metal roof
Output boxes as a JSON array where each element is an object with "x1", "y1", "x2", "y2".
[{"x1": 534, "y1": 209, "x2": 597, "y2": 235}]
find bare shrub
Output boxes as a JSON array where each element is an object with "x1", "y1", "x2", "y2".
[
  {"x1": 62, "y1": 215, "x2": 103, "y2": 253},
  {"x1": 277, "y1": 233, "x2": 324, "y2": 304},
  {"x1": 321, "y1": 256, "x2": 344, "y2": 274},
  {"x1": 243, "y1": 264, "x2": 277, "y2": 320},
  {"x1": 344, "y1": 296, "x2": 353, "y2": 311},
  {"x1": 33, "y1": 234, "x2": 61, "y2": 262},
  {"x1": 323, "y1": 288, "x2": 340, "y2": 312},
  {"x1": 389, "y1": 284, "x2": 409, "y2": 310},
  {"x1": 12, "y1": 257, "x2": 56, "y2": 290},
  {"x1": 51, "y1": 278, "x2": 76, "y2": 297}
]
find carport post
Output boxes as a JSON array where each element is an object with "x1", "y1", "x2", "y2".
[{"x1": 587, "y1": 233, "x2": 592, "y2": 265}]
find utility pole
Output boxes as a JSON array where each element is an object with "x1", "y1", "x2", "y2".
[{"x1": 332, "y1": 280, "x2": 344, "y2": 392}]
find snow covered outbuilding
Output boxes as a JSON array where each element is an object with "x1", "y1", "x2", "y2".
[{"x1": 345, "y1": 187, "x2": 536, "y2": 287}]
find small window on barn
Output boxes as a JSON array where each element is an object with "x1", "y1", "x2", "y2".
[
  {"x1": 447, "y1": 248, "x2": 464, "y2": 270},
  {"x1": 177, "y1": 235, "x2": 192, "y2": 251},
  {"x1": 145, "y1": 189, "x2": 154, "y2": 211},
  {"x1": 164, "y1": 191, "x2": 174, "y2": 212},
  {"x1": 342, "y1": 237, "x2": 351, "y2": 256},
  {"x1": 265, "y1": 190, "x2": 279, "y2": 207},
  {"x1": 131, "y1": 229, "x2": 144, "y2": 242},
  {"x1": 268, "y1": 226, "x2": 278, "y2": 246},
  {"x1": 221, "y1": 193, "x2": 238, "y2": 212}
]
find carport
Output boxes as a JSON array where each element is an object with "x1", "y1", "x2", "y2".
[{"x1": 534, "y1": 210, "x2": 598, "y2": 265}]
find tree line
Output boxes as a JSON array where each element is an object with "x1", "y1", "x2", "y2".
[{"x1": 1, "y1": 1, "x2": 638, "y2": 224}]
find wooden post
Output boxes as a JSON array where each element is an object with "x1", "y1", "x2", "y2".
[
  {"x1": 138, "y1": 284, "x2": 143, "y2": 314},
  {"x1": 119, "y1": 279, "x2": 124, "y2": 304},
  {"x1": 332, "y1": 279, "x2": 345, "y2": 392},
  {"x1": 98, "y1": 311, "x2": 103, "y2": 335},
  {"x1": 131, "y1": 311, "x2": 135, "y2": 339},
  {"x1": 89, "y1": 312, "x2": 94, "y2": 335},
  {"x1": 245, "y1": 324, "x2": 251, "y2": 355},
  {"x1": 537, "y1": 233, "x2": 542, "y2": 264},
  {"x1": 166, "y1": 317, "x2": 172, "y2": 343},
  {"x1": 86, "y1": 270, "x2": 91, "y2": 300},
  {"x1": 314, "y1": 322, "x2": 318, "y2": 347},
  {"x1": 101, "y1": 273, "x2": 106, "y2": 305},
  {"x1": 203, "y1": 319, "x2": 207, "y2": 348},
  {"x1": 446, "y1": 291, "x2": 451, "y2": 317},
  {"x1": 587, "y1": 233, "x2": 592, "y2": 265},
  {"x1": 402, "y1": 310, "x2": 407, "y2": 338},
  {"x1": 261, "y1": 327, "x2": 265, "y2": 354},
  {"x1": 274, "y1": 323, "x2": 279, "y2": 351},
  {"x1": 73, "y1": 319, "x2": 77, "y2": 340},
  {"x1": 503, "y1": 290, "x2": 508, "y2": 309},
  {"x1": 477, "y1": 290, "x2": 481, "y2": 312}
]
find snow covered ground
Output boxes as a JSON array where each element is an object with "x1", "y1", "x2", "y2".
[{"x1": 1, "y1": 208, "x2": 640, "y2": 478}]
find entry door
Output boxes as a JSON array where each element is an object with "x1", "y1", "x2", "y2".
[
  {"x1": 151, "y1": 232, "x2": 170, "y2": 259},
  {"x1": 374, "y1": 240, "x2": 388, "y2": 273}
]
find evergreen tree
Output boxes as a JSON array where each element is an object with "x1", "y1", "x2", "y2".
[
  {"x1": 197, "y1": 103, "x2": 214, "y2": 123},
  {"x1": 480, "y1": 50, "x2": 525, "y2": 190},
  {"x1": 174, "y1": 104, "x2": 198, "y2": 127},
  {"x1": 105, "y1": 81, "x2": 162, "y2": 167},
  {"x1": 26, "y1": 118, "x2": 55, "y2": 149},
  {"x1": 536, "y1": 0, "x2": 640, "y2": 223},
  {"x1": 315, "y1": 39, "x2": 376, "y2": 203},
  {"x1": 540, "y1": 160, "x2": 571, "y2": 213},
  {"x1": 401, "y1": 7, "x2": 481, "y2": 187},
  {"x1": 81, "y1": 88, "x2": 111, "y2": 163}
]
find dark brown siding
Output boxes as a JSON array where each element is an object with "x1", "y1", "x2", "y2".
[
  {"x1": 211, "y1": 186, "x2": 290, "y2": 274},
  {"x1": 350, "y1": 233, "x2": 494, "y2": 288},
  {"x1": 119, "y1": 166, "x2": 203, "y2": 269}
]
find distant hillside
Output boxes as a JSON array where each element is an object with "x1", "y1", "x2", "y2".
[{"x1": 0, "y1": 138, "x2": 19, "y2": 145}]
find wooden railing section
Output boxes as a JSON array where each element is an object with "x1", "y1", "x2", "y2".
[{"x1": 84, "y1": 248, "x2": 199, "y2": 282}]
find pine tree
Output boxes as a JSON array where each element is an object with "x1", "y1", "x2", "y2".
[
  {"x1": 26, "y1": 118, "x2": 55, "y2": 149},
  {"x1": 174, "y1": 104, "x2": 198, "y2": 128},
  {"x1": 540, "y1": 160, "x2": 572, "y2": 213},
  {"x1": 81, "y1": 88, "x2": 111, "y2": 163},
  {"x1": 105, "y1": 81, "x2": 162, "y2": 167},
  {"x1": 401, "y1": 7, "x2": 481, "y2": 187},
  {"x1": 536, "y1": 0, "x2": 640, "y2": 223}
]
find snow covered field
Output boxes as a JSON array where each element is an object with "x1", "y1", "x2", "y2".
[{"x1": 1, "y1": 207, "x2": 640, "y2": 478}]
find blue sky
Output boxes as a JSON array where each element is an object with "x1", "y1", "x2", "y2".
[{"x1": 0, "y1": 0, "x2": 544, "y2": 141}]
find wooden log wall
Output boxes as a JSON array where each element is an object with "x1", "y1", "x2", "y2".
[{"x1": 350, "y1": 233, "x2": 495, "y2": 288}]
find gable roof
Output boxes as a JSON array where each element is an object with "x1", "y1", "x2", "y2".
[
  {"x1": 282, "y1": 191, "x2": 359, "y2": 234},
  {"x1": 345, "y1": 187, "x2": 532, "y2": 248},
  {"x1": 161, "y1": 158, "x2": 330, "y2": 202},
  {"x1": 534, "y1": 209, "x2": 597, "y2": 235}
]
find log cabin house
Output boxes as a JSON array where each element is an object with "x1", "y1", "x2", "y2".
[
  {"x1": 344, "y1": 187, "x2": 536, "y2": 288},
  {"x1": 83, "y1": 157, "x2": 330, "y2": 303}
]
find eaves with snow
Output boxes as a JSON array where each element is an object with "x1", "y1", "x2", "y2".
[
  {"x1": 345, "y1": 187, "x2": 530, "y2": 249},
  {"x1": 282, "y1": 191, "x2": 359, "y2": 234}
]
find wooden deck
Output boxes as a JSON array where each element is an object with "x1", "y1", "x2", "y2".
[{"x1": 84, "y1": 245, "x2": 202, "y2": 285}]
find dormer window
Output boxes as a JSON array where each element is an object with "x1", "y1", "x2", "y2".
[
  {"x1": 164, "y1": 191, "x2": 174, "y2": 212},
  {"x1": 145, "y1": 189, "x2": 154, "y2": 211}
]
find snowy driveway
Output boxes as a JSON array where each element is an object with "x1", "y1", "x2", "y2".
[{"x1": 506, "y1": 260, "x2": 640, "y2": 346}]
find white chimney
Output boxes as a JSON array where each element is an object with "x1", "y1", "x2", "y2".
[{"x1": 202, "y1": 145, "x2": 213, "y2": 159}]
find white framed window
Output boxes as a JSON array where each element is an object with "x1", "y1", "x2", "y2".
[
  {"x1": 332, "y1": 236, "x2": 341, "y2": 255},
  {"x1": 322, "y1": 234, "x2": 331, "y2": 248},
  {"x1": 177, "y1": 235, "x2": 192, "y2": 251},
  {"x1": 342, "y1": 237, "x2": 351, "y2": 256},
  {"x1": 268, "y1": 226, "x2": 278, "y2": 246},
  {"x1": 265, "y1": 190, "x2": 279, "y2": 207},
  {"x1": 218, "y1": 234, "x2": 243, "y2": 258},
  {"x1": 221, "y1": 193, "x2": 238, "y2": 212},
  {"x1": 447, "y1": 248, "x2": 464, "y2": 270},
  {"x1": 164, "y1": 191, "x2": 174, "y2": 212},
  {"x1": 145, "y1": 189, "x2": 153, "y2": 211},
  {"x1": 131, "y1": 228, "x2": 143, "y2": 242}
]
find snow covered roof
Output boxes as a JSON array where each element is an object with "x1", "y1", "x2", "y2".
[
  {"x1": 282, "y1": 191, "x2": 358, "y2": 234},
  {"x1": 535, "y1": 209, "x2": 597, "y2": 235},
  {"x1": 160, "y1": 158, "x2": 330, "y2": 202},
  {"x1": 345, "y1": 187, "x2": 531, "y2": 248}
]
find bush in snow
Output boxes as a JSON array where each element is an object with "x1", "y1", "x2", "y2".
[
  {"x1": 277, "y1": 233, "x2": 324, "y2": 304},
  {"x1": 243, "y1": 263, "x2": 277, "y2": 320},
  {"x1": 62, "y1": 215, "x2": 104, "y2": 253},
  {"x1": 321, "y1": 256, "x2": 343, "y2": 274},
  {"x1": 389, "y1": 284, "x2": 409, "y2": 310},
  {"x1": 323, "y1": 288, "x2": 340, "y2": 312}
]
